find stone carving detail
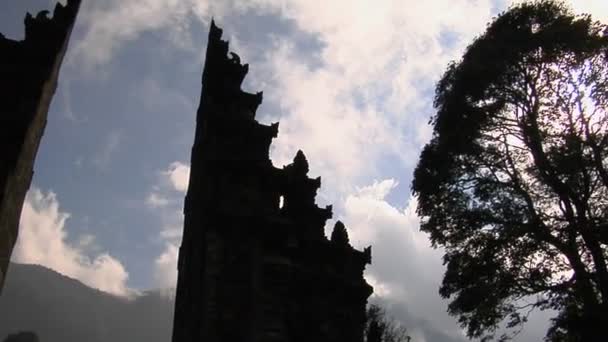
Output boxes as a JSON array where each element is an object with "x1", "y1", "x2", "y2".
[
  {"x1": 172, "y1": 21, "x2": 373, "y2": 342},
  {"x1": 0, "y1": 0, "x2": 81, "y2": 294},
  {"x1": 331, "y1": 221, "x2": 350, "y2": 246}
]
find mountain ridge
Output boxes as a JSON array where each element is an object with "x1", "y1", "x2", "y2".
[{"x1": 0, "y1": 263, "x2": 174, "y2": 342}]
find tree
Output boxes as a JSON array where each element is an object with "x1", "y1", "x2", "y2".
[
  {"x1": 411, "y1": 1, "x2": 608, "y2": 340},
  {"x1": 364, "y1": 304, "x2": 410, "y2": 342}
]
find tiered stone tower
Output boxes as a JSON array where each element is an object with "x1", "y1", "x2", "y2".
[
  {"x1": 0, "y1": 0, "x2": 81, "y2": 293},
  {"x1": 172, "y1": 21, "x2": 373, "y2": 342}
]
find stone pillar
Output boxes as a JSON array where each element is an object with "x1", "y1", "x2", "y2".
[{"x1": 0, "y1": 0, "x2": 81, "y2": 293}]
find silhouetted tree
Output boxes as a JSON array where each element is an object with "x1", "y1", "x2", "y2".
[
  {"x1": 2, "y1": 332, "x2": 39, "y2": 342},
  {"x1": 412, "y1": 1, "x2": 608, "y2": 341},
  {"x1": 364, "y1": 304, "x2": 410, "y2": 342}
]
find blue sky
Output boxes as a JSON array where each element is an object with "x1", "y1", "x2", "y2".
[{"x1": 3, "y1": 0, "x2": 608, "y2": 340}]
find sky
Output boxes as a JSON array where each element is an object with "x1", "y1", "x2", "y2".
[{"x1": 2, "y1": 0, "x2": 608, "y2": 341}]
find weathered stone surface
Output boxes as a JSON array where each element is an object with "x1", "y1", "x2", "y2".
[
  {"x1": 172, "y1": 21, "x2": 373, "y2": 342},
  {"x1": 0, "y1": 0, "x2": 81, "y2": 293}
]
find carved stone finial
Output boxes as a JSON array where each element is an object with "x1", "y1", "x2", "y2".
[
  {"x1": 270, "y1": 122, "x2": 279, "y2": 137},
  {"x1": 229, "y1": 52, "x2": 241, "y2": 65},
  {"x1": 363, "y1": 246, "x2": 372, "y2": 264},
  {"x1": 24, "y1": 12, "x2": 33, "y2": 26},
  {"x1": 256, "y1": 91, "x2": 263, "y2": 105},
  {"x1": 23, "y1": 1, "x2": 81, "y2": 43},
  {"x1": 331, "y1": 221, "x2": 350, "y2": 246},
  {"x1": 293, "y1": 150, "x2": 309, "y2": 175},
  {"x1": 325, "y1": 205, "x2": 333, "y2": 219},
  {"x1": 209, "y1": 19, "x2": 223, "y2": 42}
]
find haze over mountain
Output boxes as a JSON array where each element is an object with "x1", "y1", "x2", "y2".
[{"x1": 0, "y1": 263, "x2": 173, "y2": 342}]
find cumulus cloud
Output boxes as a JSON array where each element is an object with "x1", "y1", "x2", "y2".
[
  {"x1": 146, "y1": 161, "x2": 190, "y2": 288},
  {"x1": 67, "y1": 0, "x2": 607, "y2": 73},
  {"x1": 340, "y1": 180, "x2": 462, "y2": 339},
  {"x1": 246, "y1": 0, "x2": 606, "y2": 191},
  {"x1": 13, "y1": 188, "x2": 130, "y2": 297},
  {"x1": 148, "y1": 162, "x2": 189, "y2": 243},
  {"x1": 154, "y1": 243, "x2": 179, "y2": 289},
  {"x1": 145, "y1": 162, "x2": 189, "y2": 212},
  {"x1": 146, "y1": 192, "x2": 170, "y2": 208},
  {"x1": 227, "y1": 1, "x2": 495, "y2": 207},
  {"x1": 70, "y1": 0, "x2": 225, "y2": 68},
  {"x1": 511, "y1": 0, "x2": 608, "y2": 22},
  {"x1": 163, "y1": 162, "x2": 190, "y2": 193}
]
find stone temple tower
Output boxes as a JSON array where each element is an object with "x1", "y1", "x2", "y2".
[
  {"x1": 0, "y1": 0, "x2": 81, "y2": 293},
  {"x1": 172, "y1": 21, "x2": 373, "y2": 342}
]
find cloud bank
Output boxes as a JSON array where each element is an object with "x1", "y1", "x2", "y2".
[
  {"x1": 13, "y1": 188, "x2": 130, "y2": 296},
  {"x1": 146, "y1": 162, "x2": 190, "y2": 288}
]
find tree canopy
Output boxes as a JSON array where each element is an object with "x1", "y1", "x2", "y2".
[
  {"x1": 411, "y1": 1, "x2": 608, "y2": 340},
  {"x1": 364, "y1": 304, "x2": 410, "y2": 342}
]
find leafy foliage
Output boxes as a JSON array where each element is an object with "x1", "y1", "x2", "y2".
[
  {"x1": 412, "y1": 1, "x2": 608, "y2": 340},
  {"x1": 364, "y1": 304, "x2": 410, "y2": 342}
]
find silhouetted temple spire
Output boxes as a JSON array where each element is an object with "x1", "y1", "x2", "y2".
[
  {"x1": 331, "y1": 221, "x2": 350, "y2": 246},
  {"x1": 0, "y1": 0, "x2": 81, "y2": 293},
  {"x1": 293, "y1": 150, "x2": 309, "y2": 175},
  {"x1": 199, "y1": 19, "x2": 263, "y2": 120},
  {"x1": 172, "y1": 21, "x2": 372, "y2": 342}
]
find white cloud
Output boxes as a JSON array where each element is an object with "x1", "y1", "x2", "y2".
[
  {"x1": 150, "y1": 162, "x2": 188, "y2": 227},
  {"x1": 572, "y1": 0, "x2": 608, "y2": 21},
  {"x1": 77, "y1": 233, "x2": 97, "y2": 250},
  {"x1": 146, "y1": 162, "x2": 190, "y2": 288},
  {"x1": 248, "y1": 0, "x2": 607, "y2": 194},
  {"x1": 234, "y1": 1, "x2": 495, "y2": 203},
  {"x1": 510, "y1": 0, "x2": 608, "y2": 22},
  {"x1": 159, "y1": 224, "x2": 182, "y2": 241},
  {"x1": 70, "y1": 0, "x2": 226, "y2": 68},
  {"x1": 342, "y1": 180, "x2": 447, "y2": 310},
  {"x1": 145, "y1": 161, "x2": 189, "y2": 212},
  {"x1": 153, "y1": 226, "x2": 182, "y2": 289},
  {"x1": 154, "y1": 243, "x2": 179, "y2": 289},
  {"x1": 13, "y1": 188, "x2": 130, "y2": 297},
  {"x1": 341, "y1": 180, "x2": 550, "y2": 340},
  {"x1": 164, "y1": 162, "x2": 190, "y2": 193},
  {"x1": 146, "y1": 192, "x2": 170, "y2": 208},
  {"x1": 66, "y1": 0, "x2": 608, "y2": 77}
]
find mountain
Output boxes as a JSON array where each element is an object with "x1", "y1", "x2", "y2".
[{"x1": 0, "y1": 263, "x2": 174, "y2": 342}]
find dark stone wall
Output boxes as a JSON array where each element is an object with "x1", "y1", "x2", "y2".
[
  {"x1": 0, "y1": 0, "x2": 81, "y2": 293},
  {"x1": 172, "y1": 21, "x2": 373, "y2": 342}
]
